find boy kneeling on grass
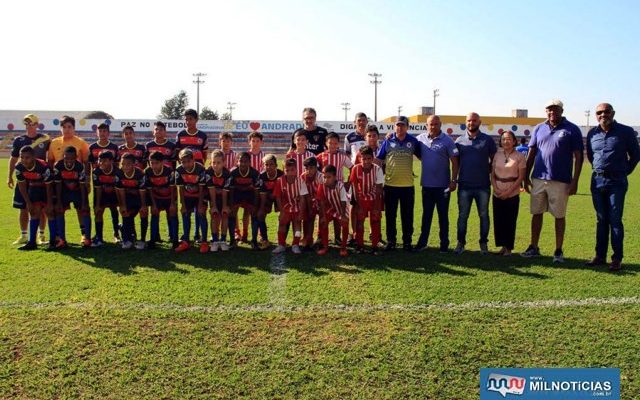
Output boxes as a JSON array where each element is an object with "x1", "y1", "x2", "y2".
[
  {"x1": 317, "y1": 164, "x2": 349, "y2": 257},
  {"x1": 15, "y1": 145, "x2": 56, "y2": 251},
  {"x1": 115, "y1": 153, "x2": 147, "y2": 250},
  {"x1": 272, "y1": 158, "x2": 308, "y2": 254}
]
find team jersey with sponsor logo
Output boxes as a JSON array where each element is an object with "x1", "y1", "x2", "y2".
[
  {"x1": 176, "y1": 129, "x2": 208, "y2": 163},
  {"x1": 115, "y1": 168, "x2": 146, "y2": 197},
  {"x1": 259, "y1": 169, "x2": 284, "y2": 196},
  {"x1": 349, "y1": 163, "x2": 384, "y2": 201},
  {"x1": 88, "y1": 141, "x2": 119, "y2": 166},
  {"x1": 344, "y1": 132, "x2": 366, "y2": 163},
  {"x1": 204, "y1": 167, "x2": 231, "y2": 195},
  {"x1": 224, "y1": 167, "x2": 260, "y2": 193},
  {"x1": 12, "y1": 133, "x2": 51, "y2": 160},
  {"x1": 273, "y1": 175, "x2": 308, "y2": 213},
  {"x1": 53, "y1": 160, "x2": 86, "y2": 191},
  {"x1": 316, "y1": 150, "x2": 353, "y2": 181},
  {"x1": 92, "y1": 166, "x2": 119, "y2": 195},
  {"x1": 118, "y1": 143, "x2": 146, "y2": 169},
  {"x1": 316, "y1": 181, "x2": 348, "y2": 217},
  {"x1": 285, "y1": 150, "x2": 316, "y2": 177},
  {"x1": 291, "y1": 126, "x2": 328, "y2": 155},
  {"x1": 145, "y1": 140, "x2": 176, "y2": 169},
  {"x1": 15, "y1": 159, "x2": 52, "y2": 187},
  {"x1": 175, "y1": 163, "x2": 206, "y2": 199},
  {"x1": 144, "y1": 166, "x2": 174, "y2": 200}
]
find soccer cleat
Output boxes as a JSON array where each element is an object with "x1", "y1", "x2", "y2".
[
  {"x1": 91, "y1": 239, "x2": 104, "y2": 248},
  {"x1": 339, "y1": 248, "x2": 348, "y2": 257},
  {"x1": 317, "y1": 247, "x2": 328, "y2": 256},
  {"x1": 12, "y1": 235, "x2": 28, "y2": 245},
  {"x1": 258, "y1": 240, "x2": 271, "y2": 250},
  {"x1": 175, "y1": 241, "x2": 190, "y2": 253},
  {"x1": 520, "y1": 245, "x2": 541, "y2": 258},
  {"x1": 18, "y1": 242, "x2": 37, "y2": 251},
  {"x1": 250, "y1": 241, "x2": 260, "y2": 251},
  {"x1": 272, "y1": 245, "x2": 286, "y2": 254},
  {"x1": 113, "y1": 234, "x2": 121, "y2": 244},
  {"x1": 241, "y1": 235, "x2": 248, "y2": 243},
  {"x1": 38, "y1": 233, "x2": 46, "y2": 245},
  {"x1": 219, "y1": 242, "x2": 230, "y2": 252},
  {"x1": 369, "y1": 246, "x2": 381, "y2": 256},
  {"x1": 135, "y1": 241, "x2": 146, "y2": 251},
  {"x1": 210, "y1": 241, "x2": 220, "y2": 252},
  {"x1": 585, "y1": 256, "x2": 607, "y2": 267},
  {"x1": 121, "y1": 241, "x2": 133, "y2": 250},
  {"x1": 55, "y1": 239, "x2": 68, "y2": 250},
  {"x1": 383, "y1": 242, "x2": 397, "y2": 252},
  {"x1": 609, "y1": 260, "x2": 622, "y2": 272},
  {"x1": 454, "y1": 243, "x2": 465, "y2": 255},
  {"x1": 552, "y1": 249, "x2": 564, "y2": 263},
  {"x1": 82, "y1": 238, "x2": 92, "y2": 248},
  {"x1": 199, "y1": 242, "x2": 209, "y2": 254},
  {"x1": 146, "y1": 241, "x2": 157, "y2": 250},
  {"x1": 291, "y1": 245, "x2": 302, "y2": 254},
  {"x1": 347, "y1": 238, "x2": 357, "y2": 247},
  {"x1": 45, "y1": 241, "x2": 58, "y2": 251}
]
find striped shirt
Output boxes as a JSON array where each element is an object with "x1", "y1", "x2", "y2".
[
  {"x1": 301, "y1": 170, "x2": 323, "y2": 210},
  {"x1": 248, "y1": 150, "x2": 264, "y2": 173},
  {"x1": 350, "y1": 163, "x2": 384, "y2": 201},
  {"x1": 273, "y1": 175, "x2": 308, "y2": 213},
  {"x1": 285, "y1": 150, "x2": 316, "y2": 177},
  {"x1": 376, "y1": 133, "x2": 421, "y2": 187},
  {"x1": 317, "y1": 181, "x2": 347, "y2": 218},
  {"x1": 316, "y1": 150, "x2": 353, "y2": 181},
  {"x1": 223, "y1": 150, "x2": 236, "y2": 171}
]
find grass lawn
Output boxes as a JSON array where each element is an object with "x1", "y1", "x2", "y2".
[{"x1": 1, "y1": 160, "x2": 639, "y2": 399}]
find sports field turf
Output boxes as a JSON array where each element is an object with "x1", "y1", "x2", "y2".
[{"x1": 1, "y1": 160, "x2": 639, "y2": 399}]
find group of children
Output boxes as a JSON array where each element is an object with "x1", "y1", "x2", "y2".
[{"x1": 14, "y1": 110, "x2": 385, "y2": 256}]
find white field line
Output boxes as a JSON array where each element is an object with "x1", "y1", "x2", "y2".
[
  {"x1": 268, "y1": 252, "x2": 287, "y2": 306},
  {"x1": 1, "y1": 296, "x2": 639, "y2": 314}
]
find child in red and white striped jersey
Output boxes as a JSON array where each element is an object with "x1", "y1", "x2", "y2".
[
  {"x1": 316, "y1": 164, "x2": 349, "y2": 257},
  {"x1": 350, "y1": 145, "x2": 384, "y2": 254},
  {"x1": 271, "y1": 158, "x2": 308, "y2": 255}
]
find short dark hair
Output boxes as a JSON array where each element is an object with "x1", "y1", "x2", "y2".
[
  {"x1": 219, "y1": 132, "x2": 233, "y2": 140},
  {"x1": 323, "y1": 164, "x2": 337, "y2": 175},
  {"x1": 366, "y1": 125, "x2": 379, "y2": 135},
  {"x1": 184, "y1": 109, "x2": 198, "y2": 119},
  {"x1": 285, "y1": 158, "x2": 297, "y2": 168},
  {"x1": 97, "y1": 123, "x2": 109, "y2": 131},
  {"x1": 64, "y1": 146, "x2": 77, "y2": 155},
  {"x1": 237, "y1": 151, "x2": 250, "y2": 161},
  {"x1": 178, "y1": 148, "x2": 194, "y2": 160},
  {"x1": 263, "y1": 154, "x2": 277, "y2": 165},
  {"x1": 98, "y1": 151, "x2": 114, "y2": 160},
  {"x1": 211, "y1": 149, "x2": 224, "y2": 160},
  {"x1": 293, "y1": 130, "x2": 308, "y2": 139},
  {"x1": 302, "y1": 107, "x2": 316, "y2": 116},
  {"x1": 60, "y1": 115, "x2": 75, "y2": 127},
  {"x1": 248, "y1": 131, "x2": 263, "y2": 141},
  {"x1": 303, "y1": 156, "x2": 318, "y2": 168},
  {"x1": 149, "y1": 151, "x2": 164, "y2": 161},
  {"x1": 499, "y1": 130, "x2": 518, "y2": 147},
  {"x1": 154, "y1": 121, "x2": 166, "y2": 130},
  {"x1": 355, "y1": 112, "x2": 367, "y2": 120},
  {"x1": 19, "y1": 145, "x2": 34, "y2": 155},
  {"x1": 326, "y1": 132, "x2": 340, "y2": 141},
  {"x1": 122, "y1": 126, "x2": 134, "y2": 133},
  {"x1": 520, "y1": 137, "x2": 527, "y2": 145},
  {"x1": 121, "y1": 153, "x2": 136, "y2": 163},
  {"x1": 359, "y1": 145, "x2": 373, "y2": 156}
]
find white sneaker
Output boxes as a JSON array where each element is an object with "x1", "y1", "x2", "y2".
[
  {"x1": 210, "y1": 241, "x2": 219, "y2": 252},
  {"x1": 12, "y1": 235, "x2": 28, "y2": 245},
  {"x1": 291, "y1": 245, "x2": 302, "y2": 254},
  {"x1": 38, "y1": 233, "x2": 46, "y2": 245},
  {"x1": 219, "y1": 242, "x2": 230, "y2": 251},
  {"x1": 272, "y1": 245, "x2": 286, "y2": 254},
  {"x1": 122, "y1": 241, "x2": 133, "y2": 250},
  {"x1": 135, "y1": 241, "x2": 146, "y2": 250}
]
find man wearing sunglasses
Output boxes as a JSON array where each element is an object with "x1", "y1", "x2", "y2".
[
  {"x1": 585, "y1": 103, "x2": 640, "y2": 271},
  {"x1": 7, "y1": 114, "x2": 51, "y2": 245}
]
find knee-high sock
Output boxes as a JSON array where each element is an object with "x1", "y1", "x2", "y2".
[
  {"x1": 47, "y1": 219, "x2": 57, "y2": 242},
  {"x1": 194, "y1": 212, "x2": 201, "y2": 239},
  {"x1": 140, "y1": 216, "x2": 148, "y2": 242},
  {"x1": 371, "y1": 219, "x2": 381, "y2": 248},
  {"x1": 95, "y1": 220, "x2": 104, "y2": 241},
  {"x1": 168, "y1": 215, "x2": 179, "y2": 243},
  {"x1": 29, "y1": 219, "x2": 40, "y2": 244},
  {"x1": 228, "y1": 215, "x2": 237, "y2": 242},
  {"x1": 251, "y1": 216, "x2": 259, "y2": 243},
  {"x1": 199, "y1": 214, "x2": 208, "y2": 243},
  {"x1": 181, "y1": 212, "x2": 191, "y2": 241},
  {"x1": 150, "y1": 214, "x2": 160, "y2": 242},
  {"x1": 109, "y1": 208, "x2": 119, "y2": 236},
  {"x1": 82, "y1": 215, "x2": 91, "y2": 239},
  {"x1": 258, "y1": 220, "x2": 268, "y2": 242},
  {"x1": 56, "y1": 215, "x2": 66, "y2": 241}
]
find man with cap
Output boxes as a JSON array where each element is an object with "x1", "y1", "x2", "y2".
[
  {"x1": 7, "y1": 114, "x2": 50, "y2": 245},
  {"x1": 376, "y1": 116, "x2": 421, "y2": 251},
  {"x1": 521, "y1": 100, "x2": 584, "y2": 263},
  {"x1": 585, "y1": 103, "x2": 640, "y2": 271},
  {"x1": 453, "y1": 112, "x2": 497, "y2": 255}
]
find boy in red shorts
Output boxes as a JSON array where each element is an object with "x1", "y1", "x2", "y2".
[
  {"x1": 316, "y1": 165, "x2": 349, "y2": 257},
  {"x1": 300, "y1": 156, "x2": 323, "y2": 250},
  {"x1": 350, "y1": 145, "x2": 384, "y2": 254},
  {"x1": 272, "y1": 158, "x2": 308, "y2": 254}
]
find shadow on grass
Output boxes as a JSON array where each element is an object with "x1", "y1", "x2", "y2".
[{"x1": 57, "y1": 241, "x2": 639, "y2": 278}]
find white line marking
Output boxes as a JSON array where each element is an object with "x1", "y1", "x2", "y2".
[
  {"x1": 268, "y1": 252, "x2": 287, "y2": 306},
  {"x1": 1, "y1": 296, "x2": 639, "y2": 314}
]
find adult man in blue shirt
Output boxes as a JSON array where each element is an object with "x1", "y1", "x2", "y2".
[
  {"x1": 521, "y1": 100, "x2": 584, "y2": 263},
  {"x1": 415, "y1": 115, "x2": 459, "y2": 252},
  {"x1": 453, "y1": 112, "x2": 496, "y2": 255},
  {"x1": 585, "y1": 103, "x2": 640, "y2": 271},
  {"x1": 376, "y1": 116, "x2": 421, "y2": 251}
]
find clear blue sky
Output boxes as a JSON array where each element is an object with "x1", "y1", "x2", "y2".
[{"x1": 2, "y1": 0, "x2": 639, "y2": 124}]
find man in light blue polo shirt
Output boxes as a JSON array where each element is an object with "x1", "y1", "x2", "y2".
[
  {"x1": 521, "y1": 99, "x2": 584, "y2": 263},
  {"x1": 453, "y1": 112, "x2": 497, "y2": 255},
  {"x1": 415, "y1": 115, "x2": 459, "y2": 252}
]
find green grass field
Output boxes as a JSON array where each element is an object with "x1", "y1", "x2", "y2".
[{"x1": 1, "y1": 160, "x2": 639, "y2": 399}]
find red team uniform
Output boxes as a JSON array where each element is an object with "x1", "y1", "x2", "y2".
[
  {"x1": 223, "y1": 150, "x2": 236, "y2": 171},
  {"x1": 88, "y1": 142, "x2": 119, "y2": 167},
  {"x1": 285, "y1": 150, "x2": 316, "y2": 177},
  {"x1": 176, "y1": 129, "x2": 208, "y2": 164},
  {"x1": 248, "y1": 150, "x2": 265, "y2": 173},
  {"x1": 349, "y1": 163, "x2": 384, "y2": 249},
  {"x1": 273, "y1": 175, "x2": 308, "y2": 247},
  {"x1": 118, "y1": 143, "x2": 146, "y2": 170},
  {"x1": 316, "y1": 181, "x2": 349, "y2": 249},
  {"x1": 145, "y1": 140, "x2": 176, "y2": 169}
]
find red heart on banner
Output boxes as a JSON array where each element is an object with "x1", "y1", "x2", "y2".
[{"x1": 249, "y1": 122, "x2": 260, "y2": 131}]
